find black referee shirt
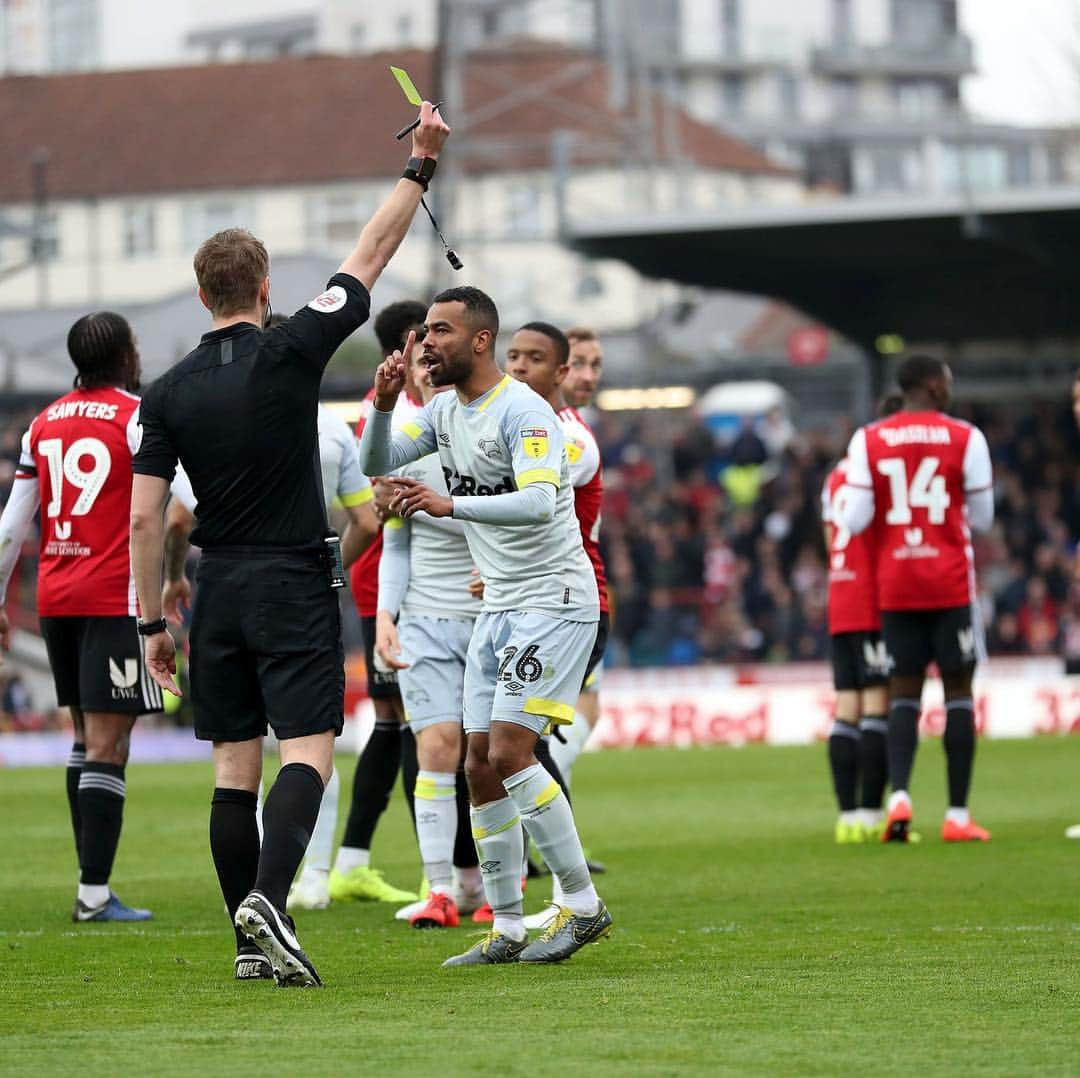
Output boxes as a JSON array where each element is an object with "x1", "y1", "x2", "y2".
[{"x1": 133, "y1": 273, "x2": 370, "y2": 549}]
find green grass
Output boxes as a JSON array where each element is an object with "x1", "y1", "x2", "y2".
[{"x1": 2, "y1": 737, "x2": 1079, "y2": 1077}]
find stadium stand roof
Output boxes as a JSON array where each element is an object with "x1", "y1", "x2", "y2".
[
  {"x1": 0, "y1": 46, "x2": 786, "y2": 202},
  {"x1": 568, "y1": 186, "x2": 1080, "y2": 348}
]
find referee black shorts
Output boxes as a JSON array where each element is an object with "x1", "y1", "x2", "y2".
[
  {"x1": 39, "y1": 615, "x2": 164, "y2": 716},
  {"x1": 189, "y1": 547, "x2": 344, "y2": 743}
]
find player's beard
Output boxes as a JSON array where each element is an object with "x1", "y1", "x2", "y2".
[{"x1": 426, "y1": 349, "x2": 470, "y2": 388}]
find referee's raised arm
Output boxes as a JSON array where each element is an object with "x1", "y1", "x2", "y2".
[
  {"x1": 127, "y1": 98, "x2": 452, "y2": 990},
  {"x1": 342, "y1": 101, "x2": 450, "y2": 292}
]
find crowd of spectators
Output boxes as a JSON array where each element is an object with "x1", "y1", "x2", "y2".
[
  {"x1": 2, "y1": 392, "x2": 1079, "y2": 715},
  {"x1": 592, "y1": 397, "x2": 1080, "y2": 669}
]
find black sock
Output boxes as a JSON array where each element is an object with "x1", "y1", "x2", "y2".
[
  {"x1": 342, "y1": 720, "x2": 402, "y2": 850},
  {"x1": 534, "y1": 737, "x2": 571, "y2": 807},
  {"x1": 887, "y1": 698, "x2": 921, "y2": 794},
  {"x1": 944, "y1": 698, "x2": 976, "y2": 807},
  {"x1": 255, "y1": 763, "x2": 324, "y2": 912},
  {"x1": 400, "y1": 725, "x2": 418, "y2": 831},
  {"x1": 858, "y1": 715, "x2": 889, "y2": 811},
  {"x1": 78, "y1": 762, "x2": 125, "y2": 887},
  {"x1": 210, "y1": 788, "x2": 260, "y2": 951},
  {"x1": 66, "y1": 742, "x2": 85, "y2": 862},
  {"x1": 827, "y1": 720, "x2": 860, "y2": 812},
  {"x1": 452, "y1": 764, "x2": 478, "y2": 869}
]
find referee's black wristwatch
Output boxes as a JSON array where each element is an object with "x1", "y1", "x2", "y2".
[
  {"x1": 137, "y1": 617, "x2": 168, "y2": 636},
  {"x1": 403, "y1": 156, "x2": 437, "y2": 191}
]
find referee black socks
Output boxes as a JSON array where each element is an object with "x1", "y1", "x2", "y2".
[
  {"x1": 78, "y1": 762, "x2": 125, "y2": 886},
  {"x1": 256, "y1": 763, "x2": 324, "y2": 912},
  {"x1": 210, "y1": 787, "x2": 260, "y2": 949}
]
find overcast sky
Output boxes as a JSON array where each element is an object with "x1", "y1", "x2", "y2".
[{"x1": 962, "y1": 0, "x2": 1080, "y2": 126}]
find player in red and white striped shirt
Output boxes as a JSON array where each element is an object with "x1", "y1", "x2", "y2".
[
  {"x1": 841, "y1": 355, "x2": 994, "y2": 844},
  {"x1": 0, "y1": 312, "x2": 159, "y2": 922}
]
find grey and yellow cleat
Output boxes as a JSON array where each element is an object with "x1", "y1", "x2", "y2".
[
  {"x1": 442, "y1": 930, "x2": 528, "y2": 967},
  {"x1": 519, "y1": 903, "x2": 612, "y2": 964}
]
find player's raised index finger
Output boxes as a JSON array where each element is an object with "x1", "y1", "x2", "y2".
[{"x1": 403, "y1": 329, "x2": 416, "y2": 357}]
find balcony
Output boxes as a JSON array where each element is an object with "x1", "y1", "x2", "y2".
[{"x1": 812, "y1": 35, "x2": 974, "y2": 79}]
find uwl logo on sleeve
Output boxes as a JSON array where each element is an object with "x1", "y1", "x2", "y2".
[{"x1": 109, "y1": 658, "x2": 139, "y2": 698}]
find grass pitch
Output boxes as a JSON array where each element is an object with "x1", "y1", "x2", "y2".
[{"x1": 2, "y1": 736, "x2": 1078, "y2": 1077}]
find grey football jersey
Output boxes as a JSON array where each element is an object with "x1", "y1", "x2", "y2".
[
  {"x1": 401, "y1": 376, "x2": 598, "y2": 622},
  {"x1": 387, "y1": 451, "x2": 479, "y2": 619},
  {"x1": 317, "y1": 405, "x2": 371, "y2": 512}
]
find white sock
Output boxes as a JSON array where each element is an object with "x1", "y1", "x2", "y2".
[
  {"x1": 946, "y1": 807, "x2": 970, "y2": 826},
  {"x1": 471, "y1": 798, "x2": 525, "y2": 936},
  {"x1": 256, "y1": 780, "x2": 264, "y2": 844},
  {"x1": 334, "y1": 846, "x2": 370, "y2": 873},
  {"x1": 414, "y1": 770, "x2": 456, "y2": 894},
  {"x1": 304, "y1": 768, "x2": 339, "y2": 874},
  {"x1": 299, "y1": 865, "x2": 328, "y2": 883},
  {"x1": 888, "y1": 790, "x2": 911, "y2": 812},
  {"x1": 453, "y1": 865, "x2": 482, "y2": 893},
  {"x1": 78, "y1": 883, "x2": 110, "y2": 907},
  {"x1": 548, "y1": 711, "x2": 592, "y2": 788},
  {"x1": 503, "y1": 764, "x2": 598, "y2": 917},
  {"x1": 859, "y1": 808, "x2": 884, "y2": 827},
  {"x1": 839, "y1": 810, "x2": 860, "y2": 827}
]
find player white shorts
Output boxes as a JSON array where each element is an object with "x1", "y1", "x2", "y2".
[
  {"x1": 397, "y1": 615, "x2": 475, "y2": 732},
  {"x1": 463, "y1": 610, "x2": 598, "y2": 736}
]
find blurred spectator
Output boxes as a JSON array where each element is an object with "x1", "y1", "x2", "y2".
[{"x1": 595, "y1": 396, "x2": 1080, "y2": 667}]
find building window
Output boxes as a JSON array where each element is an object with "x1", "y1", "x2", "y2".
[
  {"x1": 720, "y1": 0, "x2": 740, "y2": 55},
  {"x1": 721, "y1": 74, "x2": 743, "y2": 116},
  {"x1": 868, "y1": 146, "x2": 917, "y2": 192},
  {"x1": 33, "y1": 210, "x2": 60, "y2": 260},
  {"x1": 184, "y1": 198, "x2": 254, "y2": 250},
  {"x1": 505, "y1": 181, "x2": 542, "y2": 238},
  {"x1": 892, "y1": 78, "x2": 945, "y2": 119},
  {"x1": 49, "y1": 0, "x2": 98, "y2": 71},
  {"x1": 831, "y1": 0, "x2": 852, "y2": 49},
  {"x1": 1006, "y1": 146, "x2": 1032, "y2": 187},
  {"x1": 122, "y1": 204, "x2": 156, "y2": 258},
  {"x1": 307, "y1": 191, "x2": 375, "y2": 249},
  {"x1": 891, "y1": 0, "x2": 946, "y2": 48},
  {"x1": 778, "y1": 71, "x2": 799, "y2": 117},
  {"x1": 830, "y1": 76, "x2": 857, "y2": 117}
]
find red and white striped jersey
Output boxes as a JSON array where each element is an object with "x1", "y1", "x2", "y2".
[
  {"x1": 16, "y1": 387, "x2": 143, "y2": 617},
  {"x1": 844, "y1": 410, "x2": 992, "y2": 612},
  {"x1": 558, "y1": 405, "x2": 609, "y2": 614}
]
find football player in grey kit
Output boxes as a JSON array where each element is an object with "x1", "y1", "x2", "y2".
[{"x1": 359, "y1": 286, "x2": 612, "y2": 965}]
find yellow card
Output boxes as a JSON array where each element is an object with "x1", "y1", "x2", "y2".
[{"x1": 390, "y1": 66, "x2": 423, "y2": 106}]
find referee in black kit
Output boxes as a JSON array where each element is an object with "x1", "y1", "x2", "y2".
[{"x1": 129, "y1": 102, "x2": 450, "y2": 987}]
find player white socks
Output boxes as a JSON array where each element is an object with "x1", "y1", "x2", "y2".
[
  {"x1": 945, "y1": 807, "x2": 970, "y2": 826},
  {"x1": 304, "y1": 768, "x2": 339, "y2": 874},
  {"x1": 548, "y1": 712, "x2": 592, "y2": 788},
  {"x1": 333, "y1": 846, "x2": 371, "y2": 873},
  {"x1": 471, "y1": 798, "x2": 525, "y2": 939},
  {"x1": 503, "y1": 763, "x2": 599, "y2": 917},
  {"x1": 414, "y1": 770, "x2": 457, "y2": 894}
]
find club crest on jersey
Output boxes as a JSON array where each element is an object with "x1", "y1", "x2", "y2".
[
  {"x1": 307, "y1": 285, "x2": 347, "y2": 313},
  {"x1": 520, "y1": 428, "x2": 548, "y2": 459},
  {"x1": 109, "y1": 658, "x2": 138, "y2": 691},
  {"x1": 477, "y1": 438, "x2": 502, "y2": 460}
]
